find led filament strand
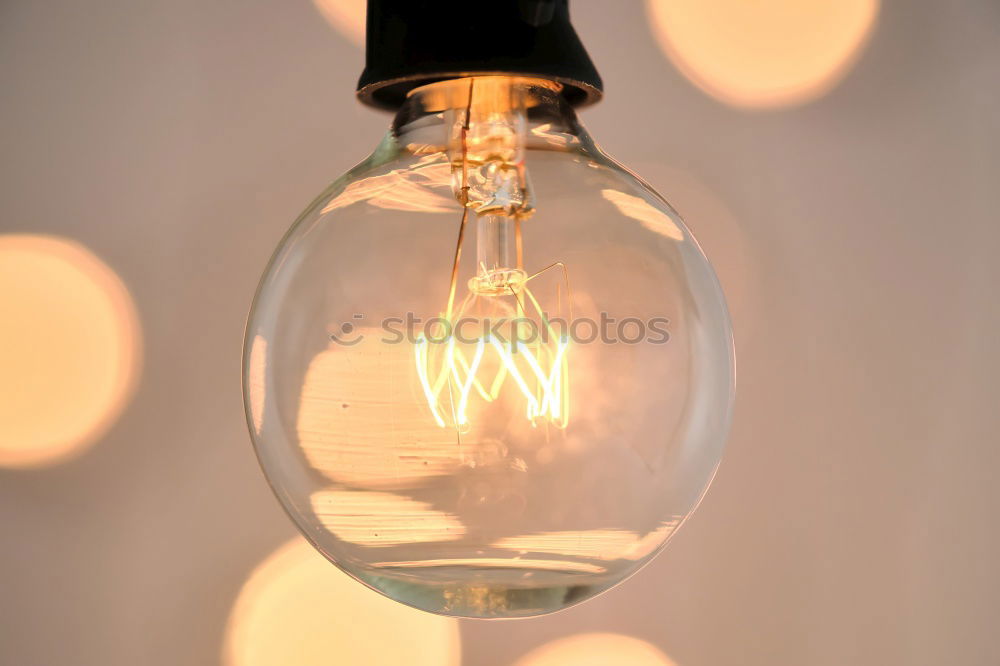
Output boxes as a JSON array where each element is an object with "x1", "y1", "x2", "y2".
[{"x1": 414, "y1": 305, "x2": 571, "y2": 431}]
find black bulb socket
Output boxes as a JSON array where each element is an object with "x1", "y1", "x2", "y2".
[{"x1": 357, "y1": 0, "x2": 603, "y2": 111}]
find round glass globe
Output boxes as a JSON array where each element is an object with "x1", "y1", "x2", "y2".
[{"x1": 244, "y1": 77, "x2": 733, "y2": 618}]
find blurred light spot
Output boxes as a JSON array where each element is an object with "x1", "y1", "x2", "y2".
[
  {"x1": 603, "y1": 189, "x2": 684, "y2": 240},
  {"x1": 224, "y1": 538, "x2": 461, "y2": 666},
  {"x1": 246, "y1": 335, "x2": 267, "y2": 435},
  {"x1": 492, "y1": 521, "x2": 681, "y2": 561},
  {"x1": 646, "y1": 0, "x2": 878, "y2": 108},
  {"x1": 513, "y1": 632, "x2": 677, "y2": 666},
  {"x1": 312, "y1": 0, "x2": 366, "y2": 46},
  {"x1": 0, "y1": 234, "x2": 140, "y2": 468},
  {"x1": 297, "y1": 331, "x2": 464, "y2": 489},
  {"x1": 311, "y1": 489, "x2": 466, "y2": 546}
]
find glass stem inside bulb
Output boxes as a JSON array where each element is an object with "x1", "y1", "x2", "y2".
[
  {"x1": 446, "y1": 78, "x2": 529, "y2": 201},
  {"x1": 470, "y1": 214, "x2": 525, "y2": 295},
  {"x1": 442, "y1": 77, "x2": 535, "y2": 297}
]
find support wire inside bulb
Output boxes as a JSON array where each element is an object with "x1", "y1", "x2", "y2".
[{"x1": 413, "y1": 77, "x2": 572, "y2": 433}]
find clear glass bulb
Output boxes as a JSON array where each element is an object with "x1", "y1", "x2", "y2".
[{"x1": 243, "y1": 76, "x2": 734, "y2": 618}]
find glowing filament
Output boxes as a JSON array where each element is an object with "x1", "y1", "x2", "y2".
[
  {"x1": 412, "y1": 77, "x2": 571, "y2": 432},
  {"x1": 416, "y1": 329, "x2": 569, "y2": 430}
]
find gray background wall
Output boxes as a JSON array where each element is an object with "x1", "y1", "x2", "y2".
[{"x1": 1, "y1": 1, "x2": 998, "y2": 664}]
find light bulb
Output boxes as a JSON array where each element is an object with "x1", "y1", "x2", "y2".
[{"x1": 244, "y1": 74, "x2": 733, "y2": 618}]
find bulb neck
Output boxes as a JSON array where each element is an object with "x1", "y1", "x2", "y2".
[
  {"x1": 357, "y1": 0, "x2": 602, "y2": 111},
  {"x1": 392, "y1": 76, "x2": 588, "y2": 299},
  {"x1": 391, "y1": 76, "x2": 585, "y2": 152}
]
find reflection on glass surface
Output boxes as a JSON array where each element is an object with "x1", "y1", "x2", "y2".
[
  {"x1": 296, "y1": 334, "x2": 467, "y2": 489},
  {"x1": 311, "y1": 489, "x2": 466, "y2": 546},
  {"x1": 321, "y1": 156, "x2": 456, "y2": 214},
  {"x1": 491, "y1": 521, "x2": 681, "y2": 562},
  {"x1": 603, "y1": 189, "x2": 684, "y2": 240}
]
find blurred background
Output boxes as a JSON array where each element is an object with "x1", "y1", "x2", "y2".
[{"x1": 1, "y1": 0, "x2": 998, "y2": 664}]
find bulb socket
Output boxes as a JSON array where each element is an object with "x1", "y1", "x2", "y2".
[{"x1": 357, "y1": 0, "x2": 603, "y2": 111}]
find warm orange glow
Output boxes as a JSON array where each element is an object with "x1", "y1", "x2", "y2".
[
  {"x1": 0, "y1": 234, "x2": 141, "y2": 468},
  {"x1": 513, "y1": 633, "x2": 677, "y2": 666},
  {"x1": 647, "y1": 0, "x2": 878, "y2": 108},
  {"x1": 224, "y1": 538, "x2": 461, "y2": 666},
  {"x1": 312, "y1": 0, "x2": 365, "y2": 46},
  {"x1": 311, "y1": 489, "x2": 466, "y2": 546}
]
